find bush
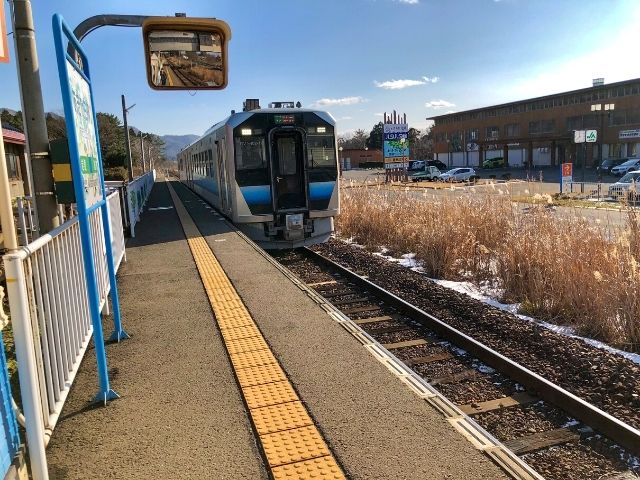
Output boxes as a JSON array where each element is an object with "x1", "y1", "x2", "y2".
[
  {"x1": 103, "y1": 166, "x2": 128, "y2": 181},
  {"x1": 337, "y1": 186, "x2": 640, "y2": 351}
]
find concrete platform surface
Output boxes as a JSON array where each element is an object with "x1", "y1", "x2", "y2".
[
  {"x1": 172, "y1": 181, "x2": 508, "y2": 480},
  {"x1": 46, "y1": 182, "x2": 266, "y2": 479},
  {"x1": 45, "y1": 180, "x2": 509, "y2": 479}
]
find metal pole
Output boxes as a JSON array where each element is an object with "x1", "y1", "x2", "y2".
[
  {"x1": 121, "y1": 94, "x2": 133, "y2": 181},
  {"x1": 0, "y1": 130, "x2": 18, "y2": 250},
  {"x1": 4, "y1": 254, "x2": 49, "y2": 480},
  {"x1": 140, "y1": 133, "x2": 146, "y2": 173},
  {"x1": 10, "y1": 0, "x2": 59, "y2": 235}
]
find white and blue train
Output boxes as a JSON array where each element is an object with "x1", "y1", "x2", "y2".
[{"x1": 178, "y1": 102, "x2": 339, "y2": 248}]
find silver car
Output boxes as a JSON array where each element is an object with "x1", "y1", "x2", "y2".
[
  {"x1": 608, "y1": 170, "x2": 640, "y2": 200},
  {"x1": 438, "y1": 167, "x2": 477, "y2": 182},
  {"x1": 610, "y1": 158, "x2": 640, "y2": 176}
]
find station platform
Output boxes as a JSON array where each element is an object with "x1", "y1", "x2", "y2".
[{"x1": 45, "y1": 180, "x2": 508, "y2": 479}]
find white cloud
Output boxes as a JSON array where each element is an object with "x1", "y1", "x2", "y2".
[
  {"x1": 374, "y1": 76, "x2": 439, "y2": 90},
  {"x1": 337, "y1": 116, "x2": 353, "y2": 121},
  {"x1": 310, "y1": 96, "x2": 367, "y2": 107},
  {"x1": 425, "y1": 99, "x2": 456, "y2": 109},
  {"x1": 394, "y1": 0, "x2": 419, "y2": 4},
  {"x1": 374, "y1": 113, "x2": 384, "y2": 116}
]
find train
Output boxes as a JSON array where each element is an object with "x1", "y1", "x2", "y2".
[{"x1": 177, "y1": 101, "x2": 339, "y2": 248}]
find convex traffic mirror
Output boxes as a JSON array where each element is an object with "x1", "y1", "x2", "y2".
[{"x1": 142, "y1": 17, "x2": 231, "y2": 90}]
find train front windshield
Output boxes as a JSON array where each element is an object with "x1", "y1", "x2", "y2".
[{"x1": 234, "y1": 113, "x2": 337, "y2": 214}]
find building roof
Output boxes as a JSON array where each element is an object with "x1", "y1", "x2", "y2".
[
  {"x1": 426, "y1": 77, "x2": 640, "y2": 121},
  {"x1": 2, "y1": 127, "x2": 26, "y2": 145}
]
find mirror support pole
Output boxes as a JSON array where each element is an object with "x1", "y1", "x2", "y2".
[{"x1": 72, "y1": 15, "x2": 149, "y2": 43}]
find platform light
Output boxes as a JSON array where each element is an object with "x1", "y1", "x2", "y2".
[
  {"x1": 241, "y1": 128, "x2": 252, "y2": 136},
  {"x1": 317, "y1": 126, "x2": 326, "y2": 133},
  {"x1": 591, "y1": 104, "x2": 602, "y2": 111},
  {"x1": 604, "y1": 103, "x2": 615, "y2": 111}
]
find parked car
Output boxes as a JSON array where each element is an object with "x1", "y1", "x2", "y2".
[
  {"x1": 610, "y1": 158, "x2": 640, "y2": 176},
  {"x1": 596, "y1": 158, "x2": 629, "y2": 175},
  {"x1": 482, "y1": 156, "x2": 506, "y2": 169},
  {"x1": 438, "y1": 167, "x2": 478, "y2": 182},
  {"x1": 426, "y1": 159, "x2": 448, "y2": 171},
  {"x1": 410, "y1": 166, "x2": 441, "y2": 182},
  {"x1": 608, "y1": 170, "x2": 640, "y2": 200}
]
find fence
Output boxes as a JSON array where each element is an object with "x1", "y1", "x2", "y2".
[
  {"x1": 2, "y1": 190, "x2": 127, "y2": 479},
  {"x1": 127, "y1": 170, "x2": 156, "y2": 237}
]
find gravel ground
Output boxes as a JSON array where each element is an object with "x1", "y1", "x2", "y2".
[{"x1": 312, "y1": 239, "x2": 640, "y2": 430}]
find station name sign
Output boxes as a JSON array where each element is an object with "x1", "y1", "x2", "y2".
[{"x1": 619, "y1": 129, "x2": 640, "y2": 140}]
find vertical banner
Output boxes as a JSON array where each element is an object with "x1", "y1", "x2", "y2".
[
  {"x1": 0, "y1": 2, "x2": 9, "y2": 63},
  {"x1": 52, "y1": 14, "x2": 129, "y2": 404},
  {"x1": 560, "y1": 162, "x2": 573, "y2": 194}
]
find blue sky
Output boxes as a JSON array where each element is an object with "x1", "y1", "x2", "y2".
[{"x1": 1, "y1": 0, "x2": 639, "y2": 137}]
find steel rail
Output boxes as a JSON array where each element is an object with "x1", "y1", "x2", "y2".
[{"x1": 302, "y1": 247, "x2": 640, "y2": 456}]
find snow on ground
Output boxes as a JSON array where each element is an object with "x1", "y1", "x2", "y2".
[{"x1": 369, "y1": 245, "x2": 640, "y2": 366}]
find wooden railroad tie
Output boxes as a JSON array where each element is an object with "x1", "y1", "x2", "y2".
[
  {"x1": 383, "y1": 339, "x2": 429, "y2": 350},
  {"x1": 405, "y1": 351, "x2": 453, "y2": 366},
  {"x1": 332, "y1": 297, "x2": 371, "y2": 307},
  {"x1": 342, "y1": 305, "x2": 381, "y2": 315},
  {"x1": 458, "y1": 392, "x2": 538, "y2": 416},
  {"x1": 502, "y1": 427, "x2": 580, "y2": 455},
  {"x1": 354, "y1": 315, "x2": 395, "y2": 325}
]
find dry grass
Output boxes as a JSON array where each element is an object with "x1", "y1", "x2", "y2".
[{"x1": 337, "y1": 186, "x2": 640, "y2": 351}]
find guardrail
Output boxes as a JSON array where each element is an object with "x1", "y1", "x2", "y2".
[{"x1": 2, "y1": 190, "x2": 127, "y2": 479}]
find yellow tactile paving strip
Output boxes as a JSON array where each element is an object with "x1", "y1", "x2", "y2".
[{"x1": 167, "y1": 183, "x2": 346, "y2": 479}]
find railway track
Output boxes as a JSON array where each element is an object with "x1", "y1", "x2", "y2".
[{"x1": 271, "y1": 246, "x2": 640, "y2": 480}]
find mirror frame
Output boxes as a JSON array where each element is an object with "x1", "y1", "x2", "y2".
[{"x1": 142, "y1": 17, "x2": 231, "y2": 91}]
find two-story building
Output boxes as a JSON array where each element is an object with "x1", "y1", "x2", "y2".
[{"x1": 428, "y1": 78, "x2": 640, "y2": 168}]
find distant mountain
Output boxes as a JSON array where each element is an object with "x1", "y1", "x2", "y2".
[
  {"x1": 0, "y1": 108, "x2": 18, "y2": 116},
  {"x1": 161, "y1": 134, "x2": 199, "y2": 161}
]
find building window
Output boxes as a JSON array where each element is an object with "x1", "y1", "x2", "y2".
[
  {"x1": 468, "y1": 128, "x2": 479, "y2": 140},
  {"x1": 529, "y1": 120, "x2": 553, "y2": 134},
  {"x1": 504, "y1": 123, "x2": 520, "y2": 137},
  {"x1": 486, "y1": 126, "x2": 499, "y2": 139},
  {"x1": 566, "y1": 116, "x2": 582, "y2": 131},
  {"x1": 5, "y1": 153, "x2": 19, "y2": 179}
]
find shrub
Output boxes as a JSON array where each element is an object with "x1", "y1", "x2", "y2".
[{"x1": 337, "y1": 186, "x2": 640, "y2": 351}]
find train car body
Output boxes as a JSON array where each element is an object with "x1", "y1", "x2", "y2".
[{"x1": 177, "y1": 107, "x2": 339, "y2": 248}]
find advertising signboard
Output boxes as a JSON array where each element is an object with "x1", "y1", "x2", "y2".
[
  {"x1": 561, "y1": 162, "x2": 573, "y2": 193},
  {"x1": 383, "y1": 122, "x2": 409, "y2": 171},
  {"x1": 66, "y1": 63, "x2": 101, "y2": 207}
]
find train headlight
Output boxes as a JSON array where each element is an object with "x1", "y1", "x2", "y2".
[
  {"x1": 316, "y1": 127, "x2": 326, "y2": 133},
  {"x1": 241, "y1": 128, "x2": 252, "y2": 136}
]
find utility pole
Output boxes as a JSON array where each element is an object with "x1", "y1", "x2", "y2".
[
  {"x1": 139, "y1": 132, "x2": 146, "y2": 173},
  {"x1": 10, "y1": 0, "x2": 59, "y2": 234},
  {"x1": 121, "y1": 94, "x2": 134, "y2": 181}
]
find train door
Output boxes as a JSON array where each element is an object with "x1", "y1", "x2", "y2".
[
  {"x1": 216, "y1": 139, "x2": 231, "y2": 213},
  {"x1": 270, "y1": 129, "x2": 307, "y2": 211}
]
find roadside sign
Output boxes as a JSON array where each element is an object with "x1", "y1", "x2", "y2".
[
  {"x1": 574, "y1": 130, "x2": 586, "y2": 143},
  {"x1": 586, "y1": 130, "x2": 597, "y2": 143},
  {"x1": 619, "y1": 129, "x2": 640, "y2": 139},
  {"x1": 0, "y1": 2, "x2": 9, "y2": 63},
  {"x1": 560, "y1": 162, "x2": 573, "y2": 193}
]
